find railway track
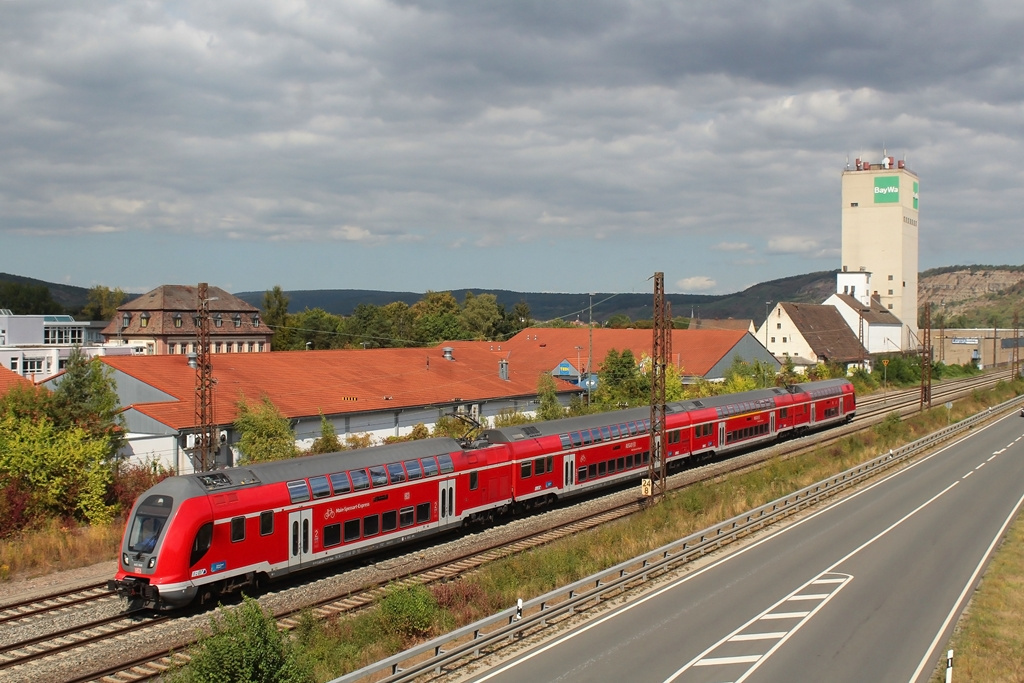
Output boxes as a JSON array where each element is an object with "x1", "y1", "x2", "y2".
[
  {"x1": 9, "y1": 372, "x2": 1010, "y2": 682},
  {"x1": 0, "y1": 583, "x2": 112, "y2": 627}
]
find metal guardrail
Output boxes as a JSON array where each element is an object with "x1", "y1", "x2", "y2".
[{"x1": 332, "y1": 394, "x2": 1024, "y2": 683}]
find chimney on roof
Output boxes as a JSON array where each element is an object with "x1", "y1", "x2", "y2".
[
  {"x1": 187, "y1": 352, "x2": 198, "y2": 369},
  {"x1": 499, "y1": 358, "x2": 509, "y2": 381},
  {"x1": 442, "y1": 347, "x2": 454, "y2": 361}
]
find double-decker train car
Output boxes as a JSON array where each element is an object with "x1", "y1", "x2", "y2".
[{"x1": 109, "y1": 379, "x2": 854, "y2": 611}]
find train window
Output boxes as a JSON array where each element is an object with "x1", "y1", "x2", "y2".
[
  {"x1": 669, "y1": 430, "x2": 680, "y2": 444},
  {"x1": 600, "y1": 426, "x2": 612, "y2": 441},
  {"x1": 642, "y1": 451, "x2": 650, "y2": 464},
  {"x1": 587, "y1": 463, "x2": 597, "y2": 479},
  {"x1": 363, "y1": 514, "x2": 379, "y2": 537},
  {"x1": 404, "y1": 459, "x2": 423, "y2": 480},
  {"x1": 469, "y1": 471, "x2": 478, "y2": 490},
  {"x1": 287, "y1": 480, "x2": 310, "y2": 504},
  {"x1": 400, "y1": 507, "x2": 414, "y2": 528},
  {"x1": 310, "y1": 476, "x2": 331, "y2": 499},
  {"x1": 349, "y1": 469, "x2": 370, "y2": 491},
  {"x1": 627, "y1": 422, "x2": 637, "y2": 435},
  {"x1": 416, "y1": 502, "x2": 431, "y2": 523},
  {"x1": 324, "y1": 523, "x2": 341, "y2": 548},
  {"x1": 609, "y1": 424, "x2": 620, "y2": 438},
  {"x1": 438, "y1": 454, "x2": 455, "y2": 474},
  {"x1": 545, "y1": 456, "x2": 553, "y2": 474},
  {"x1": 344, "y1": 519, "x2": 360, "y2": 542},
  {"x1": 190, "y1": 522, "x2": 214, "y2": 567},
  {"x1": 581, "y1": 430, "x2": 592, "y2": 446},
  {"x1": 386, "y1": 463, "x2": 406, "y2": 484},
  {"x1": 127, "y1": 494, "x2": 173, "y2": 553},
  {"x1": 260, "y1": 511, "x2": 274, "y2": 536},
  {"x1": 780, "y1": 408, "x2": 789, "y2": 418},
  {"x1": 642, "y1": 419, "x2": 651, "y2": 432},
  {"x1": 577, "y1": 466, "x2": 587, "y2": 482},
  {"x1": 330, "y1": 472, "x2": 351, "y2": 494},
  {"x1": 534, "y1": 457, "x2": 546, "y2": 475},
  {"x1": 421, "y1": 457, "x2": 439, "y2": 477},
  {"x1": 521, "y1": 461, "x2": 532, "y2": 478},
  {"x1": 382, "y1": 511, "x2": 398, "y2": 533},
  {"x1": 570, "y1": 432, "x2": 583, "y2": 448},
  {"x1": 598, "y1": 462, "x2": 606, "y2": 476},
  {"x1": 368, "y1": 466, "x2": 388, "y2": 487},
  {"x1": 560, "y1": 434, "x2": 572, "y2": 449},
  {"x1": 626, "y1": 454, "x2": 634, "y2": 468},
  {"x1": 617, "y1": 457, "x2": 625, "y2": 471}
]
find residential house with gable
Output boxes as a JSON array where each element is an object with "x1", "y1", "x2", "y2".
[{"x1": 759, "y1": 303, "x2": 867, "y2": 372}]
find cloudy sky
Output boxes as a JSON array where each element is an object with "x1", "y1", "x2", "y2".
[{"x1": 2, "y1": 1, "x2": 1023, "y2": 297}]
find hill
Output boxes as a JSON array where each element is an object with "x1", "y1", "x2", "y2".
[
  {"x1": 232, "y1": 271, "x2": 838, "y2": 323},
  {"x1": 4, "y1": 267, "x2": 1022, "y2": 327}
]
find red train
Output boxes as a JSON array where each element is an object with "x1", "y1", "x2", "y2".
[{"x1": 109, "y1": 379, "x2": 855, "y2": 610}]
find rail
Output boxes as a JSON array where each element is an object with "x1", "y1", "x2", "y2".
[{"x1": 332, "y1": 392, "x2": 1024, "y2": 683}]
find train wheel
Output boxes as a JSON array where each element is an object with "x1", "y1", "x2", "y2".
[{"x1": 197, "y1": 584, "x2": 221, "y2": 607}]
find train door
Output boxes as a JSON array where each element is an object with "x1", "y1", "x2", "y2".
[
  {"x1": 810, "y1": 402, "x2": 817, "y2": 426},
  {"x1": 718, "y1": 421, "x2": 726, "y2": 448},
  {"x1": 438, "y1": 478, "x2": 456, "y2": 527},
  {"x1": 770, "y1": 412, "x2": 776, "y2": 435},
  {"x1": 287, "y1": 509, "x2": 313, "y2": 568},
  {"x1": 563, "y1": 453, "x2": 576, "y2": 494}
]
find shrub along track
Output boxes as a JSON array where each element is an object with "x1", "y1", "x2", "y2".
[{"x1": 12, "y1": 373, "x2": 1005, "y2": 683}]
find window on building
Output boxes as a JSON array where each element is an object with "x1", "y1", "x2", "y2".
[
  {"x1": 140, "y1": 312, "x2": 150, "y2": 328},
  {"x1": 888, "y1": 274, "x2": 894, "y2": 281},
  {"x1": 233, "y1": 314, "x2": 242, "y2": 328},
  {"x1": 174, "y1": 313, "x2": 183, "y2": 328},
  {"x1": 770, "y1": 336, "x2": 776, "y2": 343},
  {"x1": 169, "y1": 343, "x2": 177, "y2": 354},
  {"x1": 888, "y1": 289, "x2": 894, "y2": 295},
  {"x1": 213, "y1": 313, "x2": 223, "y2": 328},
  {"x1": 776, "y1": 323, "x2": 782, "y2": 329},
  {"x1": 252, "y1": 315, "x2": 261, "y2": 327},
  {"x1": 235, "y1": 342, "x2": 242, "y2": 352},
  {"x1": 888, "y1": 304, "x2": 894, "y2": 310},
  {"x1": 121, "y1": 313, "x2": 131, "y2": 328},
  {"x1": 782, "y1": 337, "x2": 787, "y2": 343}
]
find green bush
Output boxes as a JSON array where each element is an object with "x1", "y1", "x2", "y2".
[
  {"x1": 378, "y1": 584, "x2": 439, "y2": 641},
  {"x1": 173, "y1": 596, "x2": 313, "y2": 683}
]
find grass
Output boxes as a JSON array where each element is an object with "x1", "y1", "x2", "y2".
[{"x1": 0, "y1": 518, "x2": 122, "y2": 580}]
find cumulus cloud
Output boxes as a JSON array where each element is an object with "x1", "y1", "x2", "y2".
[
  {"x1": 676, "y1": 276, "x2": 717, "y2": 292},
  {"x1": 1, "y1": 0, "x2": 1022, "y2": 293}
]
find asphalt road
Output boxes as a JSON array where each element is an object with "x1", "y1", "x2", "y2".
[{"x1": 464, "y1": 410, "x2": 1024, "y2": 683}]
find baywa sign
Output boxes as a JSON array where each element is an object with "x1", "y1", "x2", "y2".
[{"x1": 874, "y1": 176, "x2": 900, "y2": 203}]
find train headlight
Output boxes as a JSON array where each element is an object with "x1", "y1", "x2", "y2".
[
  {"x1": 123, "y1": 553, "x2": 130, "y2": 566},
  {"x1": 148, "y1": 557, "x2": 156, "y2": 569}
]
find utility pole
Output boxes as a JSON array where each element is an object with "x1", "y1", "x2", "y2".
[
  {"x1": 920, "y1": 302, "x2": 932, "y2": 411},
  {"x1": 194, "y1": 282, "x2": 216, "y2": 472},
  {"x1": 647, "y1": 273, "x2": 668, "y2": 504}
]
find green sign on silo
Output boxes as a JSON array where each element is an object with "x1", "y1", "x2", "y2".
[{"x1": 874, "y1": 176, "x2": 900, "y2": 203}]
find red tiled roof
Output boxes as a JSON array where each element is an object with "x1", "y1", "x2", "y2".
[
  {"x1": 0, "y1": 367, "x2": 33, "y2": 395},
  {"x1": 489, "y1": 327, "x2": 749, "y2": 378},
  {"x1": 103, "y1": 344, "x2": 575, "y2": 431}
]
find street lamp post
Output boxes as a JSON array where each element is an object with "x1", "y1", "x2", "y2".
[{"x1": 764, "y1": 301, "x2": 772, "y2": 350}]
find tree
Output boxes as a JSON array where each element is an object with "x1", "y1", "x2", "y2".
[
  {"x1": 176, "y1": 596, "x2": 313, "y2": 683},
  {"x1": 233, "y1": 396, "x2": 297, "y2": 463},
  {"x1": 605, "y1": 314, "x2": 632, "y2": 329},
  {"x1": 289, "y1": 308, "x2": 343, "y2": 350},
  {"x1": 0, "y1": 413, "x2": 114, "y2": 528},
  {"x1": 0, "y1": 281, "x2": 63, "y2": 314},
  {"x1": 80, "y1": 285, "x2": 126, "y2": 321},
  {"x1": 412, "y1": 291, "x2": 467, "y2": 344},
  {"x1": 536, "y1": 373, "x2": 565, "y2": 421},
  {"x1": 261, "y1": 286, "x2": 291, "y2": 349},
  {"x1": 307, "y1": 411, "x2": 342, "y2": 454},
  {"x1": 461, "y1": 292, "x2": 502, "y2": 340},
  {"x1": 50, "y1": 347, "x2": 125, "y2": 462},
  {"x1": 592, "y1": 348, "x2": 644, "y2": 407}
]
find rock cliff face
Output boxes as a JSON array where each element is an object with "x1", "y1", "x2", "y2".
[{"x1": 919, "y1": 269, "x2": 1024, "y2": 317}]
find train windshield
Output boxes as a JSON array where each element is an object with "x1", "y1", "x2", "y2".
[{"x1": 127, "y1": 495, "x2": 173, "y2": 553}]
